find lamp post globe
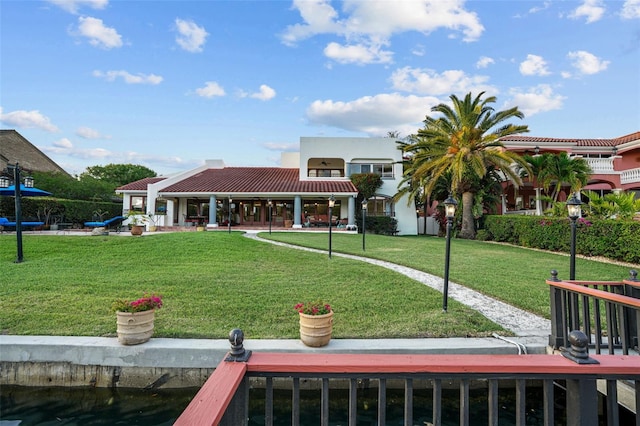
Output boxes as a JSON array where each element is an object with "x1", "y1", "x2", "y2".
[{"x1": 442, "y1": 193, "x2": 458, "y2": 312}]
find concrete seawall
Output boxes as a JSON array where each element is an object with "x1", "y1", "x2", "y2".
[{"x1": 0, "y1": 335, "x2": 548, "y2": 388}]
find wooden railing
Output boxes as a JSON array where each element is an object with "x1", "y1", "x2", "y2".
[
  {"x1": 548, "y1": 270, "x2": 640, "y2": 354},
  {"x1": 175, "y1": 330, "x2": 640, "y2": 426}
]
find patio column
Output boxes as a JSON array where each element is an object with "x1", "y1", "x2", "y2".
[
  {"x1": 208, "y1": 195, "x2": 218, "y2": 228},
  {"x1": 501, "y1": 194, "x2": 507, "y2": 215},
  {"x1": 166, "y1": 199, "x2": 175, "y2": 226},
  {"x1": 347, "y1": 195, "x2": 355, "y2": 229},
  {"x1": 293, "y1": 195, "x2": 302, "y2": 228}
]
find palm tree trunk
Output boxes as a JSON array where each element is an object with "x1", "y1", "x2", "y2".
[{"x1": 459, "y1": 191, "x2": 476, "y2": 239}]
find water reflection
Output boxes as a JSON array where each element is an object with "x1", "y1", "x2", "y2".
[{"x1": 1, "y1": 386, "x2": 198, "y2": 425}]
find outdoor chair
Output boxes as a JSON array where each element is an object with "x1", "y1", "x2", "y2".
[
  {"x1": 83, "y1": 215, "x2": 125, "y2": 232},
  {"x1": 0, "y1": 217, "x2": 45, "y2": 232}
]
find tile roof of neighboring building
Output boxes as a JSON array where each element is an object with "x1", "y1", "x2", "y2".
[
  {"x1": 500, "y1": 131, "x2": 640, "y2": 147},
  {"x1": 118, "y1": 177, "x2": 166, "y2": 191},
  {"x1": 119, "y1": 167, "x2": 358, "y2": 194}
]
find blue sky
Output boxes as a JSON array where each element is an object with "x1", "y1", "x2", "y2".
[{"x1": 1, "y1": 0, "x2": 639, "y2": 176}]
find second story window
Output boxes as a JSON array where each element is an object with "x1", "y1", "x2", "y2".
[{"x1": 349, "y1": 163, "x2": 394, "y2": 178}]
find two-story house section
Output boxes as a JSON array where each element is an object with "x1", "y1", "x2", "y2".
[{"x1": 116, "y1": 137, "x2": 418, "y2": 235}]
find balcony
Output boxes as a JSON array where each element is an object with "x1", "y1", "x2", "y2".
[
  {"x1": 585, "y1": 157, "x2": 616, "y2": 173},
  {"x1": 621, "y1": 168, "x2": 640, "y2": 185}
]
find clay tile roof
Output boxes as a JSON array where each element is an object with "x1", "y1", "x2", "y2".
[
  {"x1": 500, "y1": 131, "x2": 639, "y2": 147},
  {"x1": 117, "y1": 177, "x2": 166, "y2": 191},
  {"x1": 160, "y1": 167, "x2": 357, "y2": 194}
]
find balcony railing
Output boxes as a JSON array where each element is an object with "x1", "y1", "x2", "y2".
[
  {"x1": 621, "y1": 167, "x2": 640, "y2": 185},
  {"x1": 176, "y1": 330, "x2": 640, "y2": 426},
  {"x1": 584, "y1": 157, "x2": 616, "y2": 173},
  {"x1": 547, "y1": 270, "x2": 640, "y2": 355}
]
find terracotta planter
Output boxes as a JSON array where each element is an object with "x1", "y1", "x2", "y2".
[
  {"x1": 299, "y1": 311, "x2": 333, "y2": 347},
  {"x1": 116, "y1": 310, "x2": 155, "y2": 345},
  {"x1": 130, "y1": 225, "x2": 144, "y2": 236}
]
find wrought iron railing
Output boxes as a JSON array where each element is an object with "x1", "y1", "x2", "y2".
[
  {"x1": 547, "y1": 270, "x2": 640, "y2": 355},
  {"x1": 176, "y1": 330, "x2": 640, "y2": 426}
]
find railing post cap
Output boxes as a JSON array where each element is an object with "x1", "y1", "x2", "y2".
[
  {"x1": 561, "y1": 330, "x2": 599, "y2": 365},
  {"x1": 225, "y1": 328, "x2": 251, "y2": 362},
  {"x1": 549, "y1": 269, "x2": 560, "y2": 282},
  {"x1": 630, "y1": 269, "x2": 638, "y2": 282}
]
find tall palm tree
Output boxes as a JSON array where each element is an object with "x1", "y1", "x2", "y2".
[{"x1": 399, "y1": 92, "x2": 530, "y2": 239}]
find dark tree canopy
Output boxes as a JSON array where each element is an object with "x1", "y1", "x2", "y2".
[{"x1": 82, "y1": 164, "x2": 157, "y2": 187}]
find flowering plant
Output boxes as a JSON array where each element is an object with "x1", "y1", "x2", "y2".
[
  {"x1": 112, "y1": 293, "x2": 163, "y2": 313},
  {"x1": 294, "y1": 300, "x2": 331, "y2": 316}
]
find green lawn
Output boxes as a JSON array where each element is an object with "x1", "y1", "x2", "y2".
[
  {"x1": 261, "y1": 232, "x2": 636, "y2": 319},
  {"x1": 0, "y1": 232, "x2": 504, "y2": 339}
]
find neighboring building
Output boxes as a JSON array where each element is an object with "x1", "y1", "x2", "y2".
[
  {"x1": 0, "y1": 129, "x2": 70, "y2": 176},
  {"x1": 116, "y1": 137, "x2": 418, "y2": 235},
  {"x1": 499, "y1": 131, "x2": 640, "y2": 215}
]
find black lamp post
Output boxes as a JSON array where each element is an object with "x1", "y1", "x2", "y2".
[
  {"x1": 442, "y1": 193, "x2": 458, "y2": 312},
  {"x1": 228, "y1": 196, "x2": 233, "y2": 234},
  {"x1": 268, "y1": 199, "x2": 272, "y2": 235},
  {"x1": 328, "y1": 194, "x2": 335, "y2": 258},
  {"x1": 361, "y1": 199, "x2": 367, "y2": 251},
  {"x1": 0, "y1": 163, "x2": 33, "y2": 263},
  {"x1": 566, "y1": 193, "x2": 582, "y2": 280}
]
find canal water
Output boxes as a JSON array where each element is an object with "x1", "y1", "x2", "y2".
[{"x1": 1, "y1": 384, "x2": 629, "y2": 425}]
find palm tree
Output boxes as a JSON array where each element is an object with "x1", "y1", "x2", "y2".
[
  {"x1": 545, "y1": 152, "x2": 591, "y2": 201},
  {"x1": 399, "y1": 92, "x2": 530, "y2": 239}
]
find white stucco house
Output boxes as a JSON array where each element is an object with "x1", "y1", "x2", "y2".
[{"x1": 116, "y1": 137, "x2": 418, "y2": 235}]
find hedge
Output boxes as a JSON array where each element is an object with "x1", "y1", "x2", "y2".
[
  {"x1": 482, "y1": 215, "x2": 640, "y2": 264},
  {"x1": 0, "y1": 197, "x2": 122, "y2": 227}
]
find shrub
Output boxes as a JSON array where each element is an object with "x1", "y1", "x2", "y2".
[{"x1": 482, "y1": 215, "x2": 640, "y2": 263}]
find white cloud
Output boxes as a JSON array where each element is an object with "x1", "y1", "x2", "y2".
[
  {"x1": 53, "y1": 138, "x2": 74, "y2": 149},
  {"x1": 195, "y1": 81, "x2": 226, "y2": 98},
  {"x1": 76, "y1": 126, "x2": 110, "y2": 139},
  {"x1": 324, "y1": 41, "x2": 393, "y2": 64},
  {"x1": 529, "y1": 1, "x2": 552, "y2": 14},
  {"x1": 621, "y1": 0, "x2": 640, "y2": 19},
  {"x1": 46, "y1": 0, "x2": 108, "y2": 14},
  {"x1": 476, "y1": 56, "x2": 494, "y2": 69},
  {"x1": 519, "y1": 54, "x2": 551, "y2": 76},
  {"x1": 567, "y1": 50, "x2": 609, "y2": 75},
  {"x1": 569, "y1": 0, "x2": 606, "y2": 23},
  {"x1": 506, "y1": 85, "x2": 566, "y2": 117},
  {"x1": 306, "y1": 93, "x2": 439, "y2": 135},
  {"x1": 250, "y1": 85, "x2": 276, "y2": 101},
  {"x1": 75, "y1": 16, "x2": 122, "y2": 49},
  {"x1": 390, "y1": 67, "x2": 496, "y2": 96},
  {"x1": 0, "y1": 108, "x2": 59, "y2": 132},
  {"x1": 93, "y1": 70, "x2": 163, "y2": 84},
  {"x1": 175, "y1": 19, "x2": 208, "y2": 53},
  {"x1": 282, "y1": 0, "x2": 484, "y2": 65}
]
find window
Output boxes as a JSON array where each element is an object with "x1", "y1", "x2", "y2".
[
  {"x1": 349, "y1": 163, "x2": 393, "y2": 178},
  {"x1": 363, "y1": 196, "x2": 394, "y2": 216},
  {"x1": 308, "y1": 168, "x2": 344, "y2": 177},
  {"x1": 130, "y1": 196, "x2": 146, "y2": 212}
]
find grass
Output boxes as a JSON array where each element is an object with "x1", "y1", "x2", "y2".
[
  {"x1": 261, "y1": 232, "x2": 636, "y2": 319},
  {"x1": 0, "y1": 232, "x2": 503, "y2": 339}
]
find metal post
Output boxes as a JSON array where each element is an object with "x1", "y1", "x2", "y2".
[
  {"x1": 442, "y1": 194, "x2": 457, "y2": 313},
  {"x1": 570, "y1": 217, "x2": 577, "y2": 280},
  {"x1": 361, "y1": 200, "x2": 367, "y2": 251},
  {"x1": 443, "y1": 216, "x2": 452, "y2": 312},
  {"x1": 13, "y1": 164, "x2": 24, "y2": 263},
  {"x1": 228, "y1": 196, "x2": 232, "y2": 234},
  {"x1": 328, "y1": 195, "x2": 335, "y2": 259},
  {"x1": 268, "y1": 200, "x2": 272, "y2": 235},
  {"x1": 328, "y1": 204, "x2": 333, "y2": 259}
]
